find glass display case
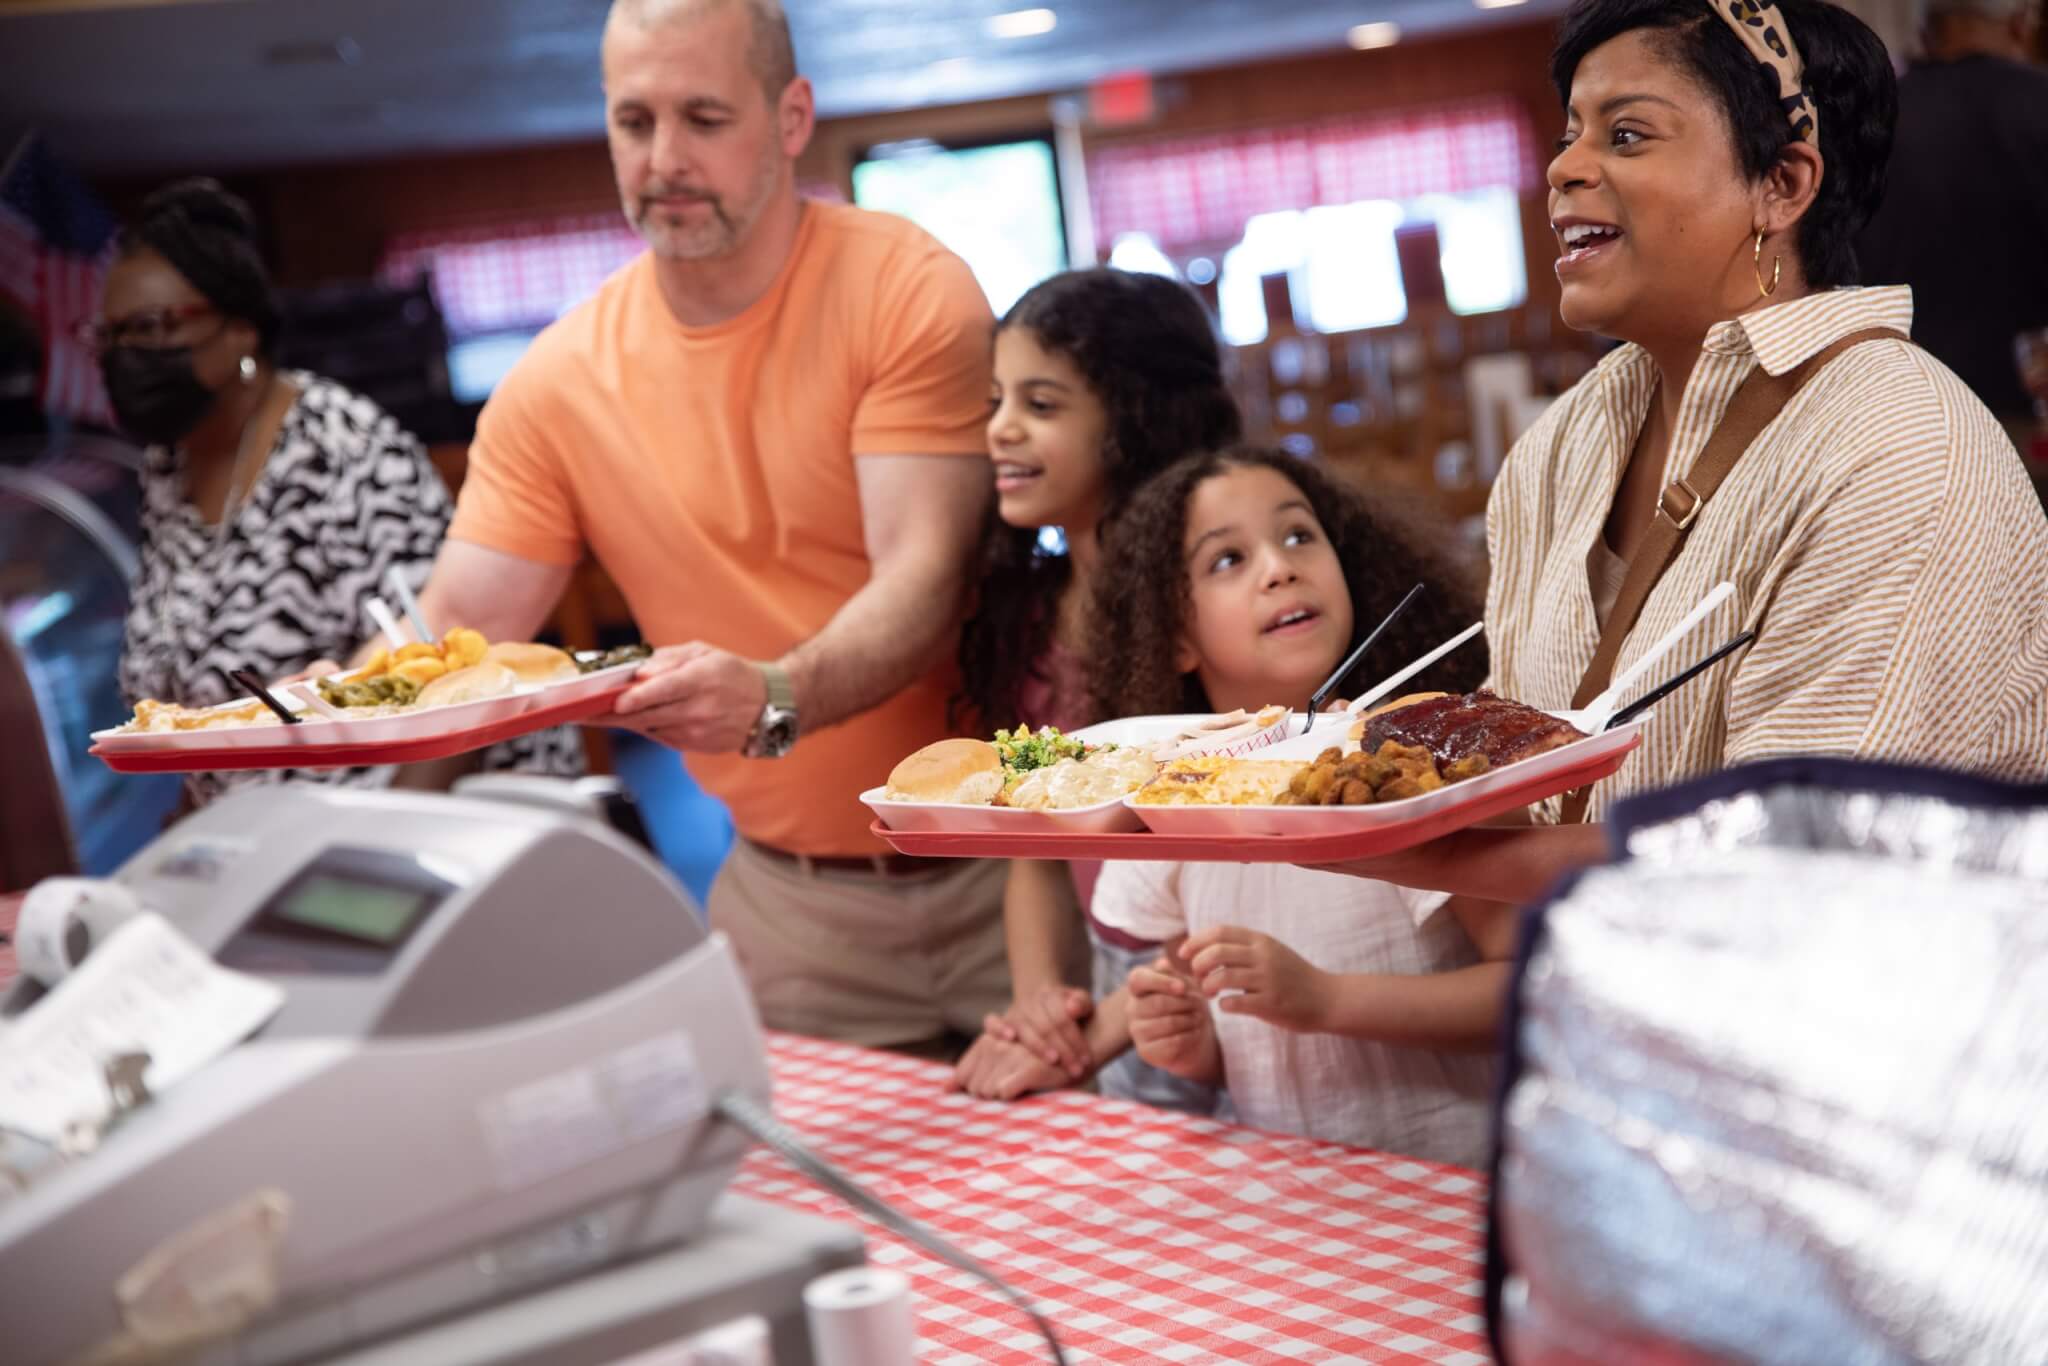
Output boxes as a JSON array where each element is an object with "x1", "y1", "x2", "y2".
[{"x1": 0, "y1": 438, "x2": 179, "y2": 879}]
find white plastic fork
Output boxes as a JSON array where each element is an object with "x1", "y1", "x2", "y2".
[
  {"x1": 364, "y1": 597, "x2": 411, "y2": 650},
  {"x1": 1342, "y1": 622, "x2": 1486, "y2": 718},
  {"x1": 284, "y1": 678, "x2": 350, "y2": 720},
  {"x1": 1552, "y1": 580, "x2": 1736, "y2": 732},
  {"x1": 1326, "y1": 579, "x2": 1735, "y2": 736},
  {"x1": 385, "y1": 565, "x2": 437, "y2": 645}
]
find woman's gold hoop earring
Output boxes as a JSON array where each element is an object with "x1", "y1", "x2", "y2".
[{"x1": 1754, "y1": 231, "x2": 1781, "y2": 299}]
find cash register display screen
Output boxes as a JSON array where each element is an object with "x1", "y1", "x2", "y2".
[
  {"x1": 219, "y1": 846, "x2": 456, "y2": 975},
  {"x1": 274, "y1": 874, "x2": 430, "y2": 944}
]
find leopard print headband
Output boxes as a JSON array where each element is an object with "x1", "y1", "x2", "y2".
[{"x1": 1708, "y1": 0, "x2": 1820, "y2": 145}]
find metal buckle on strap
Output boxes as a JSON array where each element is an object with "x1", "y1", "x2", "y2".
[{"x1": 1657, "y1": 479, "x2": 1703, "y2": 532}]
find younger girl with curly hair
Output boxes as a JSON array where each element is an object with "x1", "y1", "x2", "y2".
[
  {"x1": 1089, "y1": 448, "x2": 1505, "y2": 1165},
  {"x1": 1086, "y1": 447, "x2": 1483, "y2": 720}
]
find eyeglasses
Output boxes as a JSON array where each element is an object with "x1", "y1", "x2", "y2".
[{"x1": 75, "y1": 303, "x2": 220, "y2": 355}]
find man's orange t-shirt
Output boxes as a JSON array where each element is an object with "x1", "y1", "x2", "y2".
[{"x1": 449, "y1": 202, "x2": 994, "y2": 855}]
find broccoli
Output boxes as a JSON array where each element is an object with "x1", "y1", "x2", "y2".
[{"x1": 989, "y1": 725, "x2": 1112, "y2": 776}]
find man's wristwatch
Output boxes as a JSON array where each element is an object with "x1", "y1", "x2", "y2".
[{"x1": 742, "y1": 663, "x2": 799, "y2": 759}]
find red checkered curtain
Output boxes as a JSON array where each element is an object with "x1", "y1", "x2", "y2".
[
  {"x1": 1089, "y1": 97, "x2": 1541, "y2": 253},
  {"x1": 381, "y1": 183, "x2": 847, "y2": 337},
  {"x1": 379, "y1": 213, "x2": 644, "y2": 337}
]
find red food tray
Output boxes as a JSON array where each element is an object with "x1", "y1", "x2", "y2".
[
  {"x1": 872, "y1": 735, "x2": 1636, "y2": 863},
  {"x1": 90, "y1": 684, "x2": 630, "y2": 774}
]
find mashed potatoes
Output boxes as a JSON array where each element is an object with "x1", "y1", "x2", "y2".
[
  {"x1": 119, "y1": 699, "x2": 278, "y2": 733},
  {"x1": 1005, "y1": 747, "x2": 1159, "y2": 810}
]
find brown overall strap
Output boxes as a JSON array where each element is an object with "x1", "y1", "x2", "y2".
[{"x1": 1556, "y1": 325, "x2": 1906, "y2": 824}]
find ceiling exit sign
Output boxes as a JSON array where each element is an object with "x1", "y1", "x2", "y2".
[{"x1": 1088, "y1": 71, "x2": 1156, "y2": 127}]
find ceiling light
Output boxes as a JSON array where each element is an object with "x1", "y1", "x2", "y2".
[
  {"x1": 1347, "y1": 22, "x2": 1400, "y2": 49},
  {"x1": 986, "y1": 8, "x2": 1057, "y2": 39},
  {"x1": 1475, "y1": 0, "x2": 1528, "y2": 9}
]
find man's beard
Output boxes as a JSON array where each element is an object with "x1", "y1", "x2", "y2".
[{"x1": 630, "y1": 155, "x2": 780, "y2": 261}]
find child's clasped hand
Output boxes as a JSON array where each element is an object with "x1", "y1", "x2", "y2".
[
  {"x1": 1180, "y1": 926, "x2": 1334, "y2": 1032},
  {"x1": 983, "y1": 985, "x2": 1095, "y2": 1078},
  {"x1": 1126, "y1": 954, "x2": 1222, "y2": 1083}
]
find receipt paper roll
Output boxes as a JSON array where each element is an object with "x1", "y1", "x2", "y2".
[
  {"x1": 16, "y1": 878, "x2": 143, "y2": 986},
  {"x1": 803, "y1": 1266, "x2": 916, "y2": 1366}
]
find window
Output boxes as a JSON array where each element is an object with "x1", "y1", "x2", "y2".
[
  {"x1": 1297, "y1": 199, "x2": 1410, "y2": 334},
  {"x1": 852, "y1": 135, "x2": 1068, "y2": 316},
  {"x1": 1215, "y1": 187, "x2": 1528, "y2": 345},
  {"x1": 1417, "y1": 188, "x2": 1528, "y2": 317},
  {"x1": 381, "y1": 214, "x2": 644, "y2": 339},
  {"x1": 1086, "y1": 98, "x2": 1539, "y2": 342},
  {"x1": 445, "y1": 330, "x2": 547, "y2": 404},
  {"x1": 1104, "y1": 231, "x2": 1178, "y2": 279}
]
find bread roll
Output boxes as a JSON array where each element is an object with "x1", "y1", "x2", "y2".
[
  {"x1": 417, "y1": 661, "x2": 519, "y2": 708},
  {"x1": 482, "y1": 641, "x2": 579, "y2": 684},
  {"x1": 884, "y1": 738, "x2": 1004, "y2": 805}
]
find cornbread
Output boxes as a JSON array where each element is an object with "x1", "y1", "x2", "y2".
[{"x1": 1132, "y1": 757, "x2": 1304, "y2": 807}]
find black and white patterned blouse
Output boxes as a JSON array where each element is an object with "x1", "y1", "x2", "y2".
[{"x1": 119, "y1": 371, "x2": 582, "y2": 807}]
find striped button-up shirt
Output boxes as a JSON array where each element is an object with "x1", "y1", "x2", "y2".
[{"x1": 1486, "y1": 286, "x2": 2048, "y2": 821}]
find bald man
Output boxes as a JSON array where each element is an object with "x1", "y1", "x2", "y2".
[
  {"x1": 1859, "y1": 0, "x2": 2048, "y2": 431},
  {"x1": 414, "y1": 0, "x2": 1009, "y2": 1053}
]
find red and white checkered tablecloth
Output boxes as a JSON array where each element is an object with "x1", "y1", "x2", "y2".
[
  {"x1": 0, "y1": 902, "x2": 1488, "y2": 1364},
  {"x1": 735, "y1": 1034, "x2": 1491, "y2": 1366}
]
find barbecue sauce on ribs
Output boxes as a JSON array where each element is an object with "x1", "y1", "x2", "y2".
[{"x1": 1362, "y1": 691, "x2": 1584, "y2": 767}]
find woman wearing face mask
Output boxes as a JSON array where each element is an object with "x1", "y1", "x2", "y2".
[
  {"x1": 1321, "y1": 0, "x2": 2048, "y2": 907},
  {"x1": 96, "y1": 177, "x2": 581, "y2": 809}
]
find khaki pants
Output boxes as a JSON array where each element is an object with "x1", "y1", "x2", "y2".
[{"x1": 708, "y1": 839, "x2": 1010, "y2": 1049}]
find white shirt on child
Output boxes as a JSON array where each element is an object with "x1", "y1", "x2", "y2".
[{"x1": 1092, "y1": 861, "x2": 1497, "y2": 1170}]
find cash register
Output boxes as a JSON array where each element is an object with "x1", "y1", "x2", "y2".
[{"x1": 0, "y1": 784, "x2": 863, "y2": 1366}]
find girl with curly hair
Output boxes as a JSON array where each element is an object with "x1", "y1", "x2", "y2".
[
  {"x1": 1085, "y1": 447, "x2": 1484, "y2": 720},
  {"x1": 950, "y1": 269, "x2": 1239, "y2": 1112},
  {"x1": 971, "y1": 448, "x2": 1507, "y2": 1163},
  {"x1": 1098, "y1": 449, "x2": 1507, "y2": 1163}
]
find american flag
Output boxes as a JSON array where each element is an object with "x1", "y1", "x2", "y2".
[{"x1": 0, "y1": 133, "x2": 117, "y2": 427}]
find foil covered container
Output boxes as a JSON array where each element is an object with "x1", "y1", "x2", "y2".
[{"x1": 1492, "y1": 759, "x2": 2048, "y2": 1366}]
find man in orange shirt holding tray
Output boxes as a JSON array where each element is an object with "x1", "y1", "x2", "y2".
[{"x1": 413, "y1": 0, "x2": 1004, "y2": 1053}]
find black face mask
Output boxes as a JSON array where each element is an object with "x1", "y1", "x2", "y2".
[{"x1": 101, "y1": 345, "x2": 218, "y2": 446}]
